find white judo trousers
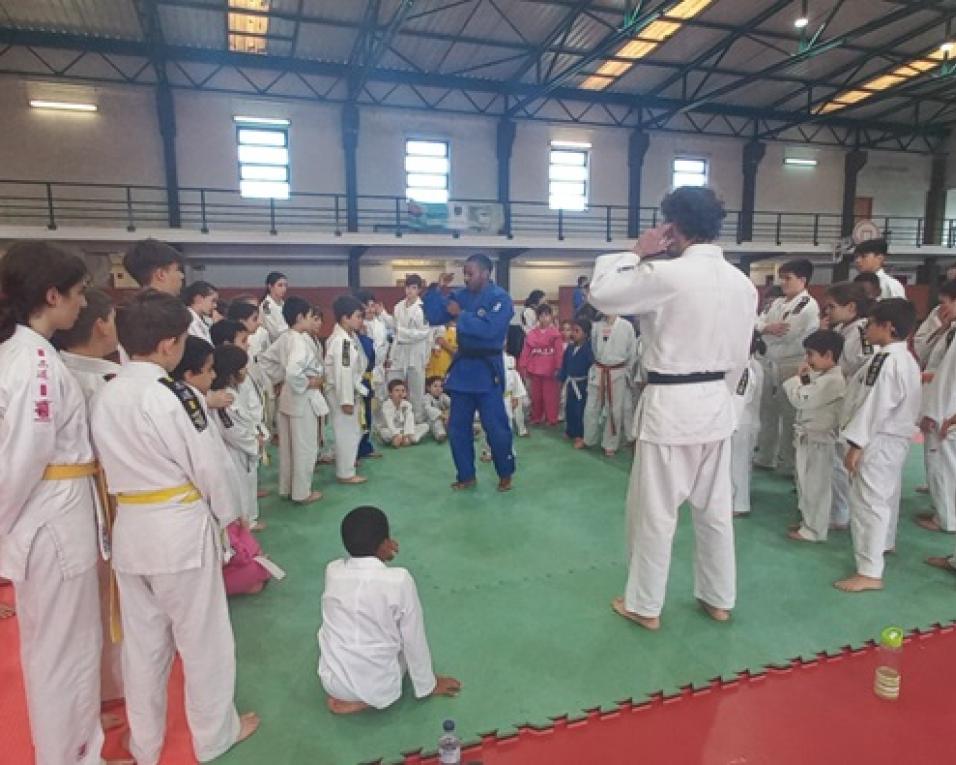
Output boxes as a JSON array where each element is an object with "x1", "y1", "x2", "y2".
[
  {"x1": 755, "y1": 362, "x2": 798, "y2": 474},
  {"x1": 794, "y1": 437, "x2": 836, "y2": 541},
  {"x1": 730, "y1": 426, "x2": 758, "y2": 514},
  {"x1": 326, "y1": 390, "x2": 362, "y2": 479},
  {"x1": 831, "y1": 443, "x2": 851, "y2": 528},
  {"x1": 624, "y1": 439, "x2": 736, "y2": 618},
  {"x1": 849, "y1": 434, "x2": 911, "y2": 578},
  {"x1": 17, "y1": 527, "x2": 104, "y2": 765},
  {"x1": 117, "y1": 526, "x2": 240, "y2": 765},
  {"x1": 925, "y1": 430, "x2": 956, "y2": 532},
  {"x1": 277, "y1": 411, "x2": 318, "y2": 501},
  {"x1": 583, "y1": 367, "x2": 631, "y2": 452}
]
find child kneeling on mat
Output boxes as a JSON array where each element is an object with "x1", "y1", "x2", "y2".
[{"x1": 317, "y1": 506, "x2": 461, "y2": 714}]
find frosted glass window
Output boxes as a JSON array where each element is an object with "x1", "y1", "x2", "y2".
[
  {"x1": 549, "y1": 145, "x2": 589, "y2": 210},
  {"x1": 236, "y1": 121, "x2": 290, "y2": 199},
  {"x1": 405, "y1": 139, "x2": 450, "y2": 203},
  {"x1": 672, "y1": 157, "x2": 708, "y2": 187}
]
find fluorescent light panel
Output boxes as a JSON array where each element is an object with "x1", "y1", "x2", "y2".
[
  {"x1": 582, "y1": 0, "x2": 713, "y2": 90},
  {"x1": 551, "y1": 140, "x2": 592, "y2": 149},
  {"x1": 784, "y1": 157, "x2": 817, "y2": 167},
  {"x1": 30, "y1": 99, "x2": 97, "y2": 112},
  {"x1": 233, "y1": 115, "x2": 290, "y2": 125}
]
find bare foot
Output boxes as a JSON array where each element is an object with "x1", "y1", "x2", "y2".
[
  {"x1": 327, "y1": 697, "x2": 369, "y2": 715},
  {"x1": 497, "y1": 477, "x2": 512, "y2": 492},
  {"x1": 337, "y1": 476, "x2": 368, "y2": 485},
  {"x1": 915, "y1": 485, "x2": 930, "y2": 494},
  {"x1": 0, "y1": 603, "x2": 14, "y2": 619},
  {"x1": 926, "y1": 556, "x2": 956, "y2": 574},
  {"x1": 451, "y1": 479, "x2": 477, "y2": 490},
  {"x1": 250, "y1": 521, "x2": 267, "y2": 531},
  {"x1": 604, "y1": 449, "x2": 616, "y2": 458},
  {"x1": 787, "y1": 529, "x2": 816, "y2": 543},
  {"x1": 479, "y1": 452, "x2": 493, "y2": 463},
  {"x1": 101, "y1": 711, "x2": 123, "y2": 731},
  {"x1": 697, "y1": 599, "x2": 731, "y2": 622},
  {"x1": 916, "y1": 515, "x2": 944, "y2": 532},
  {"x1": 256, "y1": 489, "x2": 270, "y2": 499},
  {"x1": 829, "y1": 523, "x2": 848, "y2": 531},
  {"x1": 611, "y1": 597, "x2": 660, "y2": 631},
  {"x1": 317, "y1": 455, "x2": 336, "y2": 465},
  {"x1": 787, "y1": 523, "x2": 801, "y2": 532},
  {"x1": 237, "y1": 712, "x2": 260, "y2": 743},
  {"x1": 436, "y1": 435, "x2": 447, "y2": 443},
  {"x1": 884, "y1": 548, "x2": 896, "y2": 555},
  {"x1": 733, "y1": 511, "x2": 749, "y2": 518},
  {"x1": 573, "y1": 438, "x2": 585, "y2": 449},
  {"x1": 293, "y1": 491, "x2": 323, "y2": 505},
  {"x1": 833, "y1": 574, "x2": 883, "y2": 592}
]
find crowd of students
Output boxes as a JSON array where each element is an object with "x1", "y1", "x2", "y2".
[{"x1": 5, "y1": 225, "x2": 956, "y2": 764}]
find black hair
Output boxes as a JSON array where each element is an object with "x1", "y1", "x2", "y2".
[
  {"x1": 123, "y1": 239, "x2": 183, "y2": 287},
  {"x1": 803, "y1": 329, "x2": 844, "y2": 362},
  {"x1": 572, "y1": 317, "x2": 592, "y2": 337},
  {"x1": 171, "y1": 335, "x2": 214, "y2": 381},
  {"x1": 0, "y1": 241, "x2": 88, "y2": 344},
  {"x1": 466, "y1": 253, "x2": 494, "y2": 274},
  {"x1": 210, "y1": 319, "x2": 246, "y2": 347},
  {"x1": 387, "y1": 378, "x2": 406, "y2": 393},
  {"x1": 283, "y1": 296, "x2": 312, "y2": 327},
  {"x1": 660, "y1": 186, "x2": 725, "y2": 242},
  {"x1": 938, "y1": 279, "x2": 956, "y2": 301},
  {"x1": 425, "y1": 375, "x2": 444, "y2": 388},
  {"x1": 354, "y1": 289, "x2": 376, "y2": 305},
  {"x1": 506, "y1": 324, "x2": 524, "y2": 358},
  {"x1": 535, "y1": 303, "x2": 553, "y2": 318},
  {"x1": 577, "y1": 275, "x2": 588, "y2": 287},
  {"x1": 182, "y1": 280, "x2": 217, "y2": 306},
  {"x1": 211, "y1": 344, "x2": 249, "y2": 390},
  {"x1": 341, "y1": 505, "x2": 390, "y2": 557},
  {"x1": 333, "y1": 295, "x2": 364, "y2": 322},
  {"x1": 525, "y1": 289, "x2": 545, "y2": 307},
  {"x1": 779, "y1": 258, "x2": 813, "y2": 282},
  {"x1": 827, "y1": 281, "x2": 872, "y2": 319},
  {"x1": 51, "y1": 287, "x2": 113, "y2": 351},
  {"x1": 854, "y1": 238, "x2": 888, "y2": 257},
  {"x1": 116, "y1": 289, "x2": 191, "y2": 356},
  {"x1": 869, "y1": 298, "x2": 916, "y2": 340},
  {"x1": 227, "y1": 300, "x2": 258, "y2": 324},
  {"x1": 404, "y1": 274, "x2": 423, "y2": 289},
  {"x1": 853, "y1": 272, "x2": 881, "y2": 288}
]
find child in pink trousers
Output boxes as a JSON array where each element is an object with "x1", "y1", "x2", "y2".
[{"x1": 519, "y1": 303, "x2": 564, "y2": 425}]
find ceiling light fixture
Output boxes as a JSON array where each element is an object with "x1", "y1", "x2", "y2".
[
  {"x1": 29, "y1": 99, "x2": 97, "y2": 112},
  {"x1": 784, "y1": 157, "x2": 817, "y2": 167},
  {"x1": 794, "y1": 0, "x2": 809, "y2": 28}
]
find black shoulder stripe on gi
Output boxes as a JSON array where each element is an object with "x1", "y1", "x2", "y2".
[
  {"x1": 947, "y1": 327, "x2": 956, "y2": 349},
  {"x1": 736, "y1": 368, "x2": 749, "y2": 395},
  {"x1": 158, "y1": 376, "x2": 208, "y2": 432},
  {"x1": 342, "y1": 339, "x2": 350, "y2": 368},
  {"x1": 865, "y1": 353, "x2": 888, "y2": 387},
  {"x1": 791, "y1": 296, "x2": 811, "y2": 315},
  {"x1": 859, "y1": 324, "x2": 874, "y2": 355},
  {"x1": 218, "y1": 408, "x2": 234, "y2": 428}
]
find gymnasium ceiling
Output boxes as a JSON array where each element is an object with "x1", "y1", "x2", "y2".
[{"x1": 0, "y1": 0, "x2": 955, "y2": 151}]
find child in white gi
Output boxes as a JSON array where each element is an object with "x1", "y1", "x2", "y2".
[
  {"x1": 390, "y1": 274, "x2": 431, "y2": 420},
  {"x1": 379, "y1": 379, "x2": 428, "y2": 447},
  {"x1": 260, "y1": 271, "x2": 289, "y2": 343},
  {"x1": 730, "y1": 332, "x2": 764, "y2": 517},
  {"x1": 184, "y1": 281, "x2": 218, "y2": 343},
  {"x1": 822, "y1": 281, "x2": 876, "y2": 530},
  {"x1": 318, "y1": 506, "x2": 461, "y2": 714},
  {"x1": 212, "y1": 344, "x2": 267, "y2": 529},
  {"x1": 260, "y1": 297, "x2": 328, "y2": 505},
  {"x1": 755, "y1": 259, "x2": 820, "y2": 476},
  {"x1": 1, "y1": 243, "x2": 108, "y2": 765},
  {"x1": 915, "y1": 281, "x2": 956, "y2": 533},
  {"x1": 835, "y1": 298, "x2": 921, "y2": 593},
  {"x1": 424, "y1": 376, "x2": 451, "y2": 442},
  {"x1": 583, "y1": 313, "x2": 637, "y2": 456},
  {"x1": 505, "y1": 351, "x2": 529, "y2": 437},
  {"x1": 324, "y1": 295, "x2": 369, "y2": 485},
  {"x1": 123, "y1": 238, "x2": 185, "y2": 295},
  {"x1": 52, "y1": 288, "x2": 126, "y2": 708},
  {"x1": 782, "y1": 330, "x2": 846, "y2": 542},
  {"x1": 90, "y1": 290, "x2": 259, "y2": 764},
  {"x1": 356, "y1": 290, "x2": 392, "y2": 402}
]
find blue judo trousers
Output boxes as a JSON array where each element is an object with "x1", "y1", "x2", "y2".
[{"x1": 423, "y1": 281, "x2": 515, "y2": 483}]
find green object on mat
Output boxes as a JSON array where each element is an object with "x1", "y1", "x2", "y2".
[{"x1": 220, "y1": 434, "x2": 955, "y2": 765}]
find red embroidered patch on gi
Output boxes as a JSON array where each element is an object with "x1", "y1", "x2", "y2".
[{"x1": 34, "y1": 399, "x2": 51, "y2": 422}]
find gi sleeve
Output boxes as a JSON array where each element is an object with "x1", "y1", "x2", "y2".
[
  {"x1": 511, "y1": 368, "x2": 527, "y2": 401},
  {"x1": 0, "y1": 347, "x2": 57, "y2": 535},
  {"x1": 782, "y1": 372, "x2": 845, "y2": 411},
  {"x1": 284, "y1": 334, "x2": 312, "y2": 395},
  {"x1": 397, "y1": 570, "x2": 437, "y2": 698},
  {"x1": 332, "y1": 338, "x2": 357, "y2": 408},
  {"x1": 218, "y1": 398, "x2": 259, "y2": 458},
  {"x1": 784, "y1": 297, "x2": 820, "y2": 342},
  {"x1": 841, "y1": 357, "x2": 903, "y2": 449},
  {"x1": 258, "y1": 338, "x2": 285, "y2": 386},
  {"x1": 588, "y1": 252, "x2": 677, "y2": 317},
  {"x1": 401, "y1": 404, "x2": 416, "y2": 437},
  {"x1": 422, "y1": 287, "x2": 452, "y2": 326},
  {"x1": 925, "y1": 339, "x2": 956, "y2": 423},
  {"x1": 379, "y1": 400, "x2": 397, "y2": 440},
  {"x1": 914, "y1": 308, "x2": 942, "y2": 365}
]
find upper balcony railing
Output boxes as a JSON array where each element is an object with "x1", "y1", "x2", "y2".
[{"x1": 0, "y1": 179, "x2": 951, "y2": 249}]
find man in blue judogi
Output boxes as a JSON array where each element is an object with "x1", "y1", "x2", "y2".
[{"x1": 423, "y1": 253, "x2": 516, "y2": 491}]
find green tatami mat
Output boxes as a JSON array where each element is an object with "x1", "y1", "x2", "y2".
[{"x1": 219, "y1": 431, "x2": 956, "y2": 765}]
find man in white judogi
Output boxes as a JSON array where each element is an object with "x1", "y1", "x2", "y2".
[
  {"x1": 324, "y1": 296, "x2": 369, "y2": 484},
  {"x1": 754, "y1": 259, "x2": 820, "y2": 476},
  {"x1": 589, "y1": 186, "x2": 757, "y2": 630},
  {"x1": 90, "y1": 291, "x2": 258, "y2": 764},
  {"x1": 583, "y1": 314, "x2": 637, "y2": 456},
  {"x1": 390, "y1": 276, "x2": 431, "y2": 420}
]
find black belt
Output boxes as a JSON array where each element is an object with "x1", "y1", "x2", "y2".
[
  {"x1": 647, "y1": 371, "x2": 725, "y2": 385},
  {"x1": 447, "y1": 347, "x2": 502, "y2": 386}
]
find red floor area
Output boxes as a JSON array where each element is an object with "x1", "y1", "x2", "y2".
[
  {"x1": 4, "y1": 575, "x2": 956, "y2": 765},
  {"x1": 402, "y1": 626, "x2": 956, "y2": 765}
]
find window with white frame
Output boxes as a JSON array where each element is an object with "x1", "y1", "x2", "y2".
[
  {"x1": 549, "y1": 141, "x2": 590, "y2": 211},
  {"x1": 672, "y1": 156, "x2": 708, "y2": 188},
  {"x1": 405, "y1": 139, "x2": 449, "y2": 204},
  {"x1": 235, "y1": 116, "x2": 290, "y2": 199}
]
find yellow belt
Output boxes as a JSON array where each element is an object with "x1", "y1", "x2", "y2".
[
  {"x1": 117, "y1": 483, "x2": 201, "y2": 505},
  {"x1": 42, "y1": 461, "x2": 123, "y2": 644}
]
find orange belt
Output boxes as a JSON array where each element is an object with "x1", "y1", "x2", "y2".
[
  {"x1": 596, "y1": 362, "x2": 627, "y2": 436},
  {"x1": 42, "y1": 462, "x2": 122, "y2": 644}
]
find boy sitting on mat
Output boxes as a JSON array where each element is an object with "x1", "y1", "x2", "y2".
[{"x1": 317, "y1": 505, "x2": 461, "y2": 714}]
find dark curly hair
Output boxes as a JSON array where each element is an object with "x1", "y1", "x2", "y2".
[{"x1": 660, "y1": 186, "x2": 725, "y2": 243}]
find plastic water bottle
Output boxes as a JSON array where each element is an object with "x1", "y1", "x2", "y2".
[
  {"x1": 873, "y1": 626, "x2": 904, "y2": 701},
  {"x1": 438, "y1": 719, "x2": 461, "y2": 764}
]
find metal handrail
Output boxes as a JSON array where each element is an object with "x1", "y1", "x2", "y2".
[{"x1": 0, "y1": 178, "x2": 947, "y2": 248}]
